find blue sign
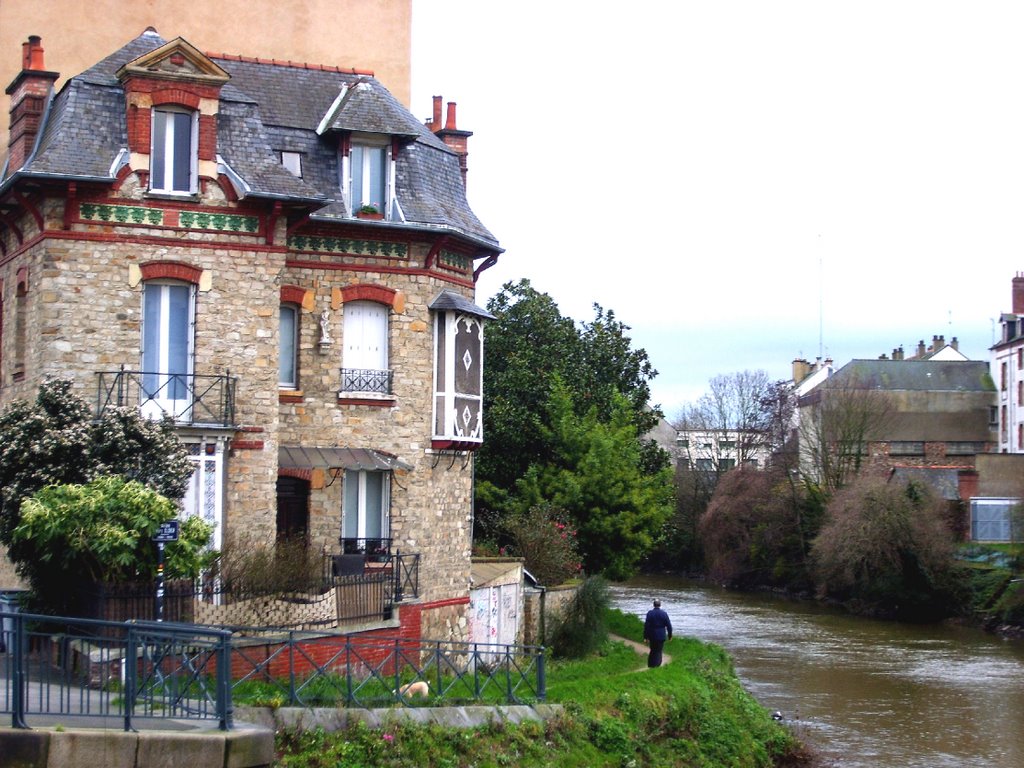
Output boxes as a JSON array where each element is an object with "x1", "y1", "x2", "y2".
[{"x1": 153, "y1": 520, "x2": 180, "y2": 543}]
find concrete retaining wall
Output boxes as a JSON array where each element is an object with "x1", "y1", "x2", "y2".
[{"x1": 0, "y1": 724, "x2": 273, "y2": 768}]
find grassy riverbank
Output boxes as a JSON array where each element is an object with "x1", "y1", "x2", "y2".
[{"x1": 273, "y1": 609, "x2": 810, "y2": 767}]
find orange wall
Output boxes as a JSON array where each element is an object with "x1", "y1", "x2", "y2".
[{"x1": 0, "y1": 0, "x2": 412, "y2": 139}]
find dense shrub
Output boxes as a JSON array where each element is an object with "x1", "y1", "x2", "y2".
[
  {"x1": 810, "y1": 476, "x2": 962, "y2": 618},
  {"x1": 548, "y1": 576, "x2": 609, "y2": 659},
  {"x1": 11, "y1": 475, "x2": 212, "y2": 613},
  {"x1": 504, "y1": 502, "x2": 581, "y2": 586},
  {"x1": 698, "y1": 467, "x2": 818, "y2": 590}
]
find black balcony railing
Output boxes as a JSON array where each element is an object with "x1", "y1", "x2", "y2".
[
  {"x1": 340, "y1": 537, "x2": 393, "y2": 559},
  {"x1": 340, "y1": 367, "x2": 393, "y2": 395},
  {"x1": 95, "y1": 367, "x2": 236, "y2": 427}
]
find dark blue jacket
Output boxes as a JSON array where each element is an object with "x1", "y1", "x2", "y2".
[{"x1": 643, "y1": 607, "x2": 672, "y2": 643}]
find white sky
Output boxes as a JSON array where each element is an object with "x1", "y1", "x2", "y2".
[{"x1": 412, "y1": 1, "x2": 1024, "y2": 417}]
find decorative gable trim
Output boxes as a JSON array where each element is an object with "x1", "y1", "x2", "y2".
[{"x1": 116, "y1": 37, "x2": 231, "y2": 87}]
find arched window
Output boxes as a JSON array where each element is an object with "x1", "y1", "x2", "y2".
[{"x1": 341, "y1": 300, "x2": 390, "y2": 394}]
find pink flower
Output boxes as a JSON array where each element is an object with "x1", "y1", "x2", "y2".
[{"x1": 383, "y1": 733, "x2": 394, "y2": 743}]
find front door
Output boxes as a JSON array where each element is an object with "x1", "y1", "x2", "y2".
[{"x1": 276, "y1": 476, "x2": 310, "y2": 542}]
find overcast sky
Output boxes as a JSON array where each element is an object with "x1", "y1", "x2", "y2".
[{"x1": 411, "y1": 1, "x2": 1024, "y2": 417}]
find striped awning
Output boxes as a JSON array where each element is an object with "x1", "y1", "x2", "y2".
[{"x1": 278, "y1": 446, "x2": 412, "y2": 472}]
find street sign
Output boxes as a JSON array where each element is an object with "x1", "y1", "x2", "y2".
[{"x1": 153, "y1": 520, "x2": 179, "y2": 543}]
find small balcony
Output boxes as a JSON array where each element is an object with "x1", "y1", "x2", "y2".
[
  {"x1": 340, "y1": 367, "x2": 393, "y2": 395},
  {"x1": 95, "y1": 367, "x2": 237, "y2": 428}
]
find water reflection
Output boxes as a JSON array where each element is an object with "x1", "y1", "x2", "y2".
[{"x1": 611, "y1": 576, "x2": 1024, "y2": 768}]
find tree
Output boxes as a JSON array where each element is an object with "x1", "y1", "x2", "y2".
[
  {"x1": 10, "y1": 476, "x2": 213, "y2": 614},
  {"x1": 0, "y1": 378, "x2": 194, "y2": 544},
  {"x1": 510, "y1": 382, "x2": 674, "y2": 580},
  {"x1": 809, "y1": 476, "x2": 961, "y2": 618},
  {"x1": 698, "y1": 466, "x2": 818, "y2": 589},
  {"x1": 675, "y1": 370, "x2": 781, "y2": 475},
  {"x1": 797, "y1": 377, "x2": 893, "y2": 491},
  {"x1": 476, "y1": 280, "x2": 669, "y2": 556}
]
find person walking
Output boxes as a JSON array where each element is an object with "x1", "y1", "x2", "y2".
[{"x1": 643, "y1": 599, "x2": 672, "y2": 668}]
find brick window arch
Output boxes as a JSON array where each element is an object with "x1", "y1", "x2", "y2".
[{"x1": 140, "y1": 260, "x2": 202, "y2": 285}]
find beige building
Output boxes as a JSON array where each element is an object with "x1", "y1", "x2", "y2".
[
  {"x1": 0, "y1": 29, "x2": 499, "y2": 639},
  {"x1": 0, "y1": 0, "x2": 412, "y2": 140}
]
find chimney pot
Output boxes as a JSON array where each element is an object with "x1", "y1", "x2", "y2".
[
  {"x1": 430, "y1": 95, "x2": 442, "y2": 130},
  {"x1": 23, "y1": 35, "x2": 44, "y2": 71},
  {"x1": 445, "y1": 101, "x2": 457, "y2": 130},
  {"x1": 951, "y1": 337, "x2": 959, "y2": 351},
  {"x1": 1013, "y1": 274, "x2": 1024, "y2": 315}
]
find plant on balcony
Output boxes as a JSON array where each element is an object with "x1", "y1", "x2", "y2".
[
  {"x1": 358, "y1": 203, "x2": 380, "y2": 214},
  {"x1": 0, "y1": 378, "x2": 193, "y2": 545}
]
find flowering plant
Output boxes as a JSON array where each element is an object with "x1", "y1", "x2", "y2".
[{"x1": 505, "y1": 503, "x2": 582, "y2": 586}]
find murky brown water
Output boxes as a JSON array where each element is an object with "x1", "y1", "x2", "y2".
[{"x1": 612, "y1": 576, "x2": 1024, "y2": 767}]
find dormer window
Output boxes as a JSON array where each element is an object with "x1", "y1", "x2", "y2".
[
  {"x1": 281, "y1": 151, "x2": 303, "y2": 178},
  {"x1": 151, "y1": 106, "x2": 198, "y2": 194},
  {"x1": 343, "y1": 135, "x2": 392, "y2": 218}
]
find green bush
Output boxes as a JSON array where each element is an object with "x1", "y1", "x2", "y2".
[
  {"x1": 11, "y1": 475, "x2": 213, "y2": 614},
  {"x1": 547, "y1": 576, "x2": 609, "y2": 659}
]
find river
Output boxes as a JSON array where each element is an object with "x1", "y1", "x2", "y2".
[{"x1": 611, "y1": 576, "x2": 1024, "y2": 768}]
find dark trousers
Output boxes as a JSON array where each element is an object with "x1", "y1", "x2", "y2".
[{"x1": 647, "y1": 638, "x2": 665, "y2": 668}]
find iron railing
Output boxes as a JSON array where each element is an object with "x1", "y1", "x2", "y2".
[
  {"x1": 340, "y1": 367, "x2": 393, "y2": 395},
  {"x1": 228, "y1": 631, "x2": 545, "y2": 709},
  {"x1": 0, "y1": 612, "x2": 233, "y2": 731},
  {"x1": 72, "y1": 553, "x2": 420, "y2": 632},
  {"x1": 95, "y1": 367, "x2": 237, "y2": 427},
  {"x1": 339, "y1": 537, "x2": 393, "y2": 558}
]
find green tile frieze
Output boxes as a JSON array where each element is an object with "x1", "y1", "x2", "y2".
[
  {"x1": 80, "y1": 203, "x2": 163, "y2": 225},
  {"x1": 288, "y1": 235, "x2": 409, "y2": 259},
  {"x1": 179, "y1": 211, "x2": 259, "y2": 232}
]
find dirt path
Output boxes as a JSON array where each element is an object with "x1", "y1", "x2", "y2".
[{"x1": 610, "y1": 634, "x2": 672, "y2": 670}]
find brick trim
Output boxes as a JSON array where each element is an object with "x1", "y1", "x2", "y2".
[
  {"x1": 278, "y1": 467, "x2": 312, "y2": 481},
  {"x1": 280, "y1": 285, "x2": 307, "y2": 305},
  {"x1": 341, "y1": 283, "x2": 398, "y2": 307},
  {"x1": 151, "y1": 88, "x2": 202, "y2": 109},
  {"x1": 140, "y1": 260, "x2": 202, "y2": 284}
]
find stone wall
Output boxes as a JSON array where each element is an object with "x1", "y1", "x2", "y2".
[
  {"x1": 0, "y1": 182, "x2": 481, "y2": 625},
  {"x1": 522, "y1": 583, "x2": 579, "y2": 647}
]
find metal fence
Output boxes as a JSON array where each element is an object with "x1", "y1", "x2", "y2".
[
  {"x1": 71, "y1": 553, "x2": 421, "y2": 632},
  {"x1": 0, "y1": 611, "x2": 232, "y2": 731},
  {"x1": 228, "y1": 630, "x2": 546, "y2": 709}
]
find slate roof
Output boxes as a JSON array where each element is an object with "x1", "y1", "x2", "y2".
[
  {"x1": 824, "y1": 359, "x2": 995, "y2": 393},
  {"x1": 4, "y1": 31, "x2": 498, "y2": 250}
]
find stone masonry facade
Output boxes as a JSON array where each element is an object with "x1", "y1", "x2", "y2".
[{"x1": 0, "y1": 32, "x2": 499, "y2": 635}]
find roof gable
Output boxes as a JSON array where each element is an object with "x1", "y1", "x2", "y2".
[{"x1": 116, "y1": 36, "x2": 230, "y2": 86}]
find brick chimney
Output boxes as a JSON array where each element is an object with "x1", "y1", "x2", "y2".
[
  {"x1": 1013, "y1": 272, "x2": 1024, "y2": 314},
  {"x1": 950, "y1": 336, "x2": 959, "y2": 352},
  {"x1": 792, "y1": 358, "x2": 809, "y2": 384},
  {"x1": 6, "y1": 36, "x2": 59, "y2": 174},
  {"x1": 427, "y1": 95, "x2": 472, "y2": 188},
  {"x1": 916, "y1": 339, "x2": 927, "y2": 358}
]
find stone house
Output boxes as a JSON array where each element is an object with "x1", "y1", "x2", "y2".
[
  {"x1": 796, "y1": 357, "x2": 997, "y2": 507},
  {"x1": 0, "y1": 31, "x2": 502, "y2": 639}
]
